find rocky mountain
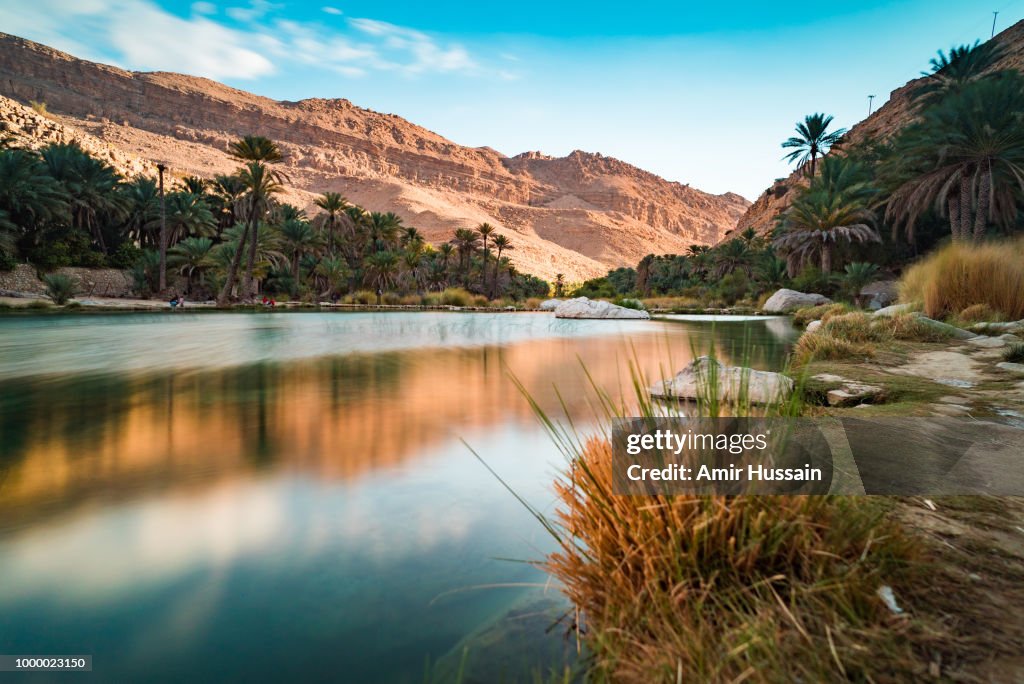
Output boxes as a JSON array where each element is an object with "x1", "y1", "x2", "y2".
[
  {"x1": 0, "y1": 33, "x2": 749, "y2": 282},
  {"x1": 734, "y1": 18, "x2": 1024, "y2": 236}
]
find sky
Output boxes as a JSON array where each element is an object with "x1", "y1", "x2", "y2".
[{"x1": 1, "y1": 0, "x2": 1021, "y2": 199}]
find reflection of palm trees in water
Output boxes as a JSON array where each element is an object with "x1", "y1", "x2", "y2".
[{"x1": 0, "y1": 319, "x2": 795, "y2": 528}]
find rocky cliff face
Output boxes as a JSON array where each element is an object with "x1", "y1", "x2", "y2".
[
  {"x1": 0, "y1": 33, "x2": 749, "y2": 281},
  {"x1": 734, "y1": 18, "x2": 1024, "y2": 237}
]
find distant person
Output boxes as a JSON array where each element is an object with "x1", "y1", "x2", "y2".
[
  {"x1": 262, "y1": 295, "x2": 268, "y2": 306},
  {"x1": 178, "y1": 293, "x2": 186, "y2": 309},
  {"x1": 169, "y1": 293, "x2": 179, "y2": 309}
]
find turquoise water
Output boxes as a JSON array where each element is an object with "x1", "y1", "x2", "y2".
[{"x1": 0, "y1": 312, "x2": 796, "y2": 682}]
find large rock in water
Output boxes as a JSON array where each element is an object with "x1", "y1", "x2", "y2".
[
  {"x1": 539, "y1": 298, "x2": 562, "y2": 311},
  {"x1": 650, "y1": 356, "x2": 794, "y2": 404},
  {"x1": 554, "y1": 297, "x2": 650, "y2": 319},
  {"x1": 762, "y1": 288, "x2": 831, "y2": 313}
]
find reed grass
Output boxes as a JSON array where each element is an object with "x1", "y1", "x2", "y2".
[
  {"x1": 481, "y1": 337, "x2": 921, "y2": 682},
  {"x1": 900, "y1": 238, "x2": 1024, "y2": 321},
  {"x1": 790, "y1": 302, "x2": 851, "y2": 327}
]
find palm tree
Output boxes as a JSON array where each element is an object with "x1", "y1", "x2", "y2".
[
  {"x1": 180, "y1": 175, "x2": 208, "y2": 195},
  {"x1": 364, "y1": 251, "x2": 399, "y2": 303},
  {"x1": 438, "y1": 242, "x2": 455, "y2": 286},
  {"x1": 491, "y1": 234, "x2": 512, "y2": 297},
  {"x1": 278, "y1": 217, "x2": 319, "y2": 282},
  {"x1": 452, "y1": 228, "x2": 480, "y2": 286},
  {"x1": 476, "y1": 222, "x2": 496, "y2": 292},
  {"x1": 165, "y1": 192, "x2": 217, "y2": 244},
  {"x1": 211, "y1": 173, "x2": 246, "y2": 232},
  {"x1": 122, "y1": 177, "x2": 160, "y2": 247},
  {"x1": 886, "y1": 73, "x2": 1024, "y2": 243},
  {"x1": 168, "y1": 236, "x2": 214, "y2": 294},
  {"x1": 40, "y1": 142, "x2": 128, "y2": 253},
  {"x1": 401, "y1": 226, "x2": 424, "y2": 249},
  {"x1": 712, "y1": 239, "x2": 752, "y2": 278},
  {"x1": 315, "y1": 192, "x2": 347, "y2": 253},
  {"x1": 222, "y1": 135, "x2": 287, "y2": 303},
  {"x1": 913, "y1": 40, "x2": 1006, "y2": 108},
  {"x1": 554, "y1": 273, "x2": 566, "y2": 297},
  {"x1": 314, "y1": 255, "x2": 349, "y2": 299},
  {"x1": 367, "y1": 212, "x2": 403, "y2": 251},
  {"x1": 782, "y1": 113, "x2": 846, "y2": 179},
  {"x1": 755, "y1": 256, "x2": 788, "y2": 289},
  {"x1": 774, "y1": 190, "x2": 880, "y2": 274},
  {"x1": 842, "y1": 262, "x2": 880, "y2": 304},
  {"x1": 0, "y1": 149, "x2": 69, "y2": 240}
]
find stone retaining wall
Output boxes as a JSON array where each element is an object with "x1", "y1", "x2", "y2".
[{"x1": 0, "y1": 264, "x2": 133, "y2": 298}]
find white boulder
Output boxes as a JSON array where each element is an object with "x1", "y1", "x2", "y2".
[
  {"x1": 554, "y1": 297, "x2": 650, "y2": 320},
  {"x1": 651, "y1": 356, "x2": 793, "y2": 404},
  {"x1": 806, "y1": 320, "x2": 822, "y2": 333},
  {"x1": 762, "y1": 288, "x2": 831, "y2": 313},
  {"x1": 539, "y1": 298, "x2": 562, "y2": 311}
]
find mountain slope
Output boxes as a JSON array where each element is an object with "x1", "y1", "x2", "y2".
[
  {"x1": 734, "y1": 18, "x2": 1024, "y2": 236},
  {"x1": 0, "y1": 33, "x2": 749, "y2": 282}
]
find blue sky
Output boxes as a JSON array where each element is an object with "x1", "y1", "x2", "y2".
[{"x1": 1, "y1": 0, "x2": 1020, "y2": 198}]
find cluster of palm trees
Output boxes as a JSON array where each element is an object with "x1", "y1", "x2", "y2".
[
  {"x1": 0, "y1": 133, "x2": 549, "y2": 303},
  {"x1": 773, "y1": 39, "x2": 1024, "y2": 277}
]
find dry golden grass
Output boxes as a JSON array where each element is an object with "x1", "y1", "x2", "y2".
[
  {"x1": 957, "y1": 303, "x2": 1001, "y2": 323},
  {"x1": 545, "y1": 439, "x2": 920, "y2": 683},
  {"x1": 791, "y1": 303, "x2": 852, "y2": 327},
  {"x1": 900, "y1": 239, "x2": 1024, "y2": 321}
]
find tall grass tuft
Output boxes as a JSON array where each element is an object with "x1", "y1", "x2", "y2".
[
  {"x1": 440, "y1": 287, "x2": 473, "y2": 306},
  {"x1": 791, "y1": 302, "x2": 851, "y2": 327},
  {"x1": 900, "y1": 238, "x2": 1024, "y2": 321},
  {"x1": 487, "y1": 341, "x2": 920, "y2": 682},
  {"x1": 42, "y1": 273, "x2": 75, "y2": 305}
]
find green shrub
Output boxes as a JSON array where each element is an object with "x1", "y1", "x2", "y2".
[
  {"x1": 715, "y1": 270, "x2": 750, "y2": 304},
  {"x1": 109, "y1": 243, "x2": 142, "y2": 270},
  {"x1": 352, "y1": 290, "x2": 376, "y2": 305},
  {"x1": 382, "y1": 292, "x2": 402, "y2": 305},
  {"x1": 471, "y1": 294, "x2": 489, "y2": 307},
  {"x1": 0, "y1": 250, "x2": 16, "y2": 272},
  {"x1": 792, "y1": 266, "x2": 838, "y2": 297},
  {"x1": 42, "y1": 273, "x2": 76, "y2": 305},
  {"x1": 612, "y1": 297, "x2": 645, "y2": 311},
  {"x1": 440, "y1": 287, "x2": 472, "y2": 306}
]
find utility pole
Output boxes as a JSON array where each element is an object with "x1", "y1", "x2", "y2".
[
  {"x1": 868, "y1": 94, "x2": 876, "y2": 116},
  {"x1": 157, "y1": 163, "x2": 167, "y2": 292},
  {"x1": 992, "y1": 11, "x2": 999, "y2": 38}
]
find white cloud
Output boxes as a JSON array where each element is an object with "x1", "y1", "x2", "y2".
[
  {"x1": 2, "y1": 0, "x2": 491, "y2": 82},
  {"x1": 225, "y1": 0, "x2": 277, "y2": 23},
  {"x1": 190, "y1": 1, "x2": 216, "y2": 15},
  {"x1": 1, "y1": 0, "x2": 273, "y2": 80}
]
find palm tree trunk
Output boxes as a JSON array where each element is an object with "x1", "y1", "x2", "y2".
[
  {"x1": 959, "y1": 167, "x2": 972, "y2": 243},
  {"x1": 948, "y1": 195, "x2": 961, "y2": 241},
  {"x1": 809, "y1": 151, "x2": 817, "y2": 179},
  {"x1": 973, "y1": 163, "x2": 991, "y2": 243},
  {"x1": 292, "y1": 253, "x2": 300, "y2": 282},
  {"x1": 820, "y1": 245, "x2": 832, "y2": 274},
  {"x1": 217, "y1": 220, "x2": 250, "y2": 305},
  {"x1": 243, "y1": 217, "x2": 259, "y2": 300}
]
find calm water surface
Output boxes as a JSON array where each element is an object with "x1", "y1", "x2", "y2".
[{"x1": 0, "y1": 312, "x2": 796, "y2": 683}]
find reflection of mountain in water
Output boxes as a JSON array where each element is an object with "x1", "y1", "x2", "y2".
[{"x1": 0, "y1": 316, "x2": 794, "y2": 529}]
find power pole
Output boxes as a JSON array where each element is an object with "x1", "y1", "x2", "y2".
[
  {"x1": 157, "y1": 163, "x2": 167, "y2": 292},
  {"x1": 992, "y1": 11, "x2": 999, "y2": 38},
  {"x1": 868, "y1": 94, "x2": 876, "y2": 116}
]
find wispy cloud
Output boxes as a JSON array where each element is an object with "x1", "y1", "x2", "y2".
[{"x1": 2, "y1": 0, "x2": 492, "y2": 81}]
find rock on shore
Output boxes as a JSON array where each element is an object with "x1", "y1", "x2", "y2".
[
  {"x1": 650, "y1": 356, "x2": 793, "y2": 404},
  {"x1": 554, "y1": 297, "x2": 650, "y2": 319},
  {"x1": 762, "y1": 289, "x2": 831, "y2": 313}
]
